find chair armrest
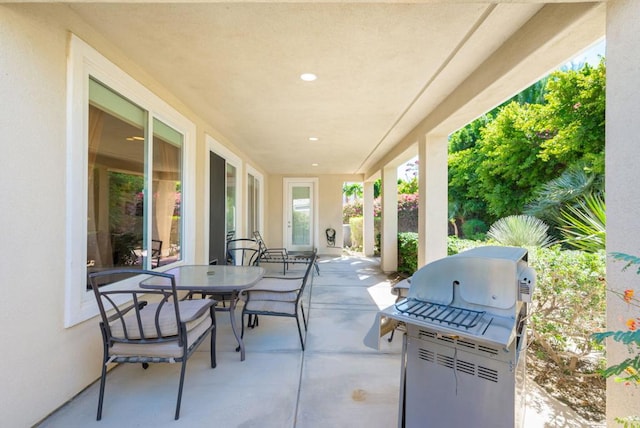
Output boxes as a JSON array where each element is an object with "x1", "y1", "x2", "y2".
[
  {"x1": 177, "y1": 299, "x2": 216, "y2": 323},
  {"x1": 261, "y1": 248, "x2": 288, "y2": 258}
]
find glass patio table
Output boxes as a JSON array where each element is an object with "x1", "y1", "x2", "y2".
[{"x1": 140, "y1": 265, "x2": 264, "y2": 361}]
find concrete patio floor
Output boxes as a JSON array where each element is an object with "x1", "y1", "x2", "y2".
[{"x1": 38, "y1": 255, "x2": 599, "y2": 428}]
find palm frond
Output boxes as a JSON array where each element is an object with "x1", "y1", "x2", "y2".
[
  {"x1": 559, "y1": 193, "x2": 605, "y2": 252},
  {"x1": 525, "y1": 165, "x2": 597, "y2": 221}
]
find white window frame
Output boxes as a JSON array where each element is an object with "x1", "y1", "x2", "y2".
[
  {"x1": 246, "y1": 164, "x2": 264, "y2": 236},
  {"x1": 65, "y1": 34, "x2": 196, "y2": 327}
]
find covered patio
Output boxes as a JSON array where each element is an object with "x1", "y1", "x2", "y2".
[
  {"x1": 39, "y1": 256, "x2": 596, "y2": 427},
  {"x1": 2, "y1": 1, "x2": 640, "y2": 426}
]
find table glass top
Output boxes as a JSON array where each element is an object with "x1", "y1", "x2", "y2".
[{"x1": 140, "y1": 265, "x2": 264, "y2": 291}]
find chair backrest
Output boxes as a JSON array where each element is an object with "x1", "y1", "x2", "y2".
[
  {"x1": 88, "y1": 269, "x2": 185, "y2": 347},
  {"x1": 151, "y1": 239, "x2": 163, "y2": 267},
  {"x1": 226, "y1": 238, "x2": 260, "y2": 266},
  {"x1": 295, "y1": 250, "x2": 318, "y2": 300},
  {"x1": 252, "y1": 231, "x2": 267, "y2": 253}
]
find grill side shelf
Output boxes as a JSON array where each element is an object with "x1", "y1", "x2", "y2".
[{"x1": 395, "y1": 298, "x2": 486, "y2": 330}]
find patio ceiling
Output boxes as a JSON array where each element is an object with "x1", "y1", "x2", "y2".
[{"x1": 65, "y1": 1, "x2": 605, "y2": 176}]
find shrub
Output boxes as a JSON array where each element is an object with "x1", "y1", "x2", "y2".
[
  {"x1": 343, "y1": 200, "x2": 363, "y2": 223},
  {"x1": 398, "y1": 193, "x2": 419, "y2": 233},
  {"x1": 349, "y1": 217, "x2": 363, "y2": 250},
  {"x1": 528, "y1": 246, "x2": 606, "y2": 374},
  {"x1": 461, "y1": 218, "x2": 488, "y2": 240},
  {"x1": 447, "y1": 236, "x2": 485, "y2": 255},
  {"x1": 397, "y1": 232, "x2": 418, "y2": 275},
  {"x1": 487, "y1": 215, "x2": 555, "y2": 247}
]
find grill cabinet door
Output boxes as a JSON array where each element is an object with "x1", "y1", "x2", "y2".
[{"x1": 404, "y1": 334, "x2": 520, "y2": 428}]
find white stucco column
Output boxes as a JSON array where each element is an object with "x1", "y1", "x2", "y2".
[
  {"x1": 418, "y1": 134, "x2": 449, "y2": 267},
  {"x1": 605, "y1": 0, "x2": 640, "y2": 423},
  {"x1": 381, "y1": 166, "x2": 398, "y2": 272},
  {"x1": 363, "y1": 180, "x2": 375, "y2": 257}
]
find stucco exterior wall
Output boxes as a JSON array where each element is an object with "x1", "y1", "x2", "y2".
[
  {"x1": 605, "y1": 0, "x2": 640, "y2": 424},
  {"x1": 1, "y1": 7, "x2": 93, "y2": 426}
]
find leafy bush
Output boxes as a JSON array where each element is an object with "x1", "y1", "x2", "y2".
[
  {"x1": 447, "y1": 236, "x2": 485, "y2": 255},
  {"x1": 374, "y1": 218, "x2": 381, "y2": 255},
  {"x1": 461, "y1": 218, "x2": 488, "y2": 240},
  {"x1": 487, "y1": 215, "x2": 555, "y2": 247},
  {"x1": 398, "y1": 194, "x2": 419, "y2": 232},
  {"x1": 349, "y1": 217, "x2": 363, "y2": 250},
  {"x1": 528, "y1": 246, "x2": 606, "y2": 374},
  {"x1": 397, "y1": 232, "x2": 418, "y2": 275},
  {"x1": 343, "y1": 200, "x2": 363, "y2": 223}
]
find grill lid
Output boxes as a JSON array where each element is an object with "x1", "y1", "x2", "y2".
[
  {"x1": 408, "y1": 246, "x2": 528, "y2": 310},
  {"x1": 364, "y1": 246, "x2": 535, "y2": 350}
]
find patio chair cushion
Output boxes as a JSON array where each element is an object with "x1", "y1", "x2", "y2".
[
  {"x1": 109, "y1": 316, "x2": 213, "y2": 358},
  {"x1": 109, "y1": 299, "x2": 214, "y2": 340},
  {"x1": 241, "y1": 277, "x2": 303, "y2": 315}
]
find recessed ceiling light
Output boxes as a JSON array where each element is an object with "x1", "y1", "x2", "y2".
[
  {"x1": 312, "y1": 163, "x2": 319, "y2": 167},
  {"x1": 300, "y1": 73, "x2": 317, "y2": 82},
  {"x1": 309, "y1": 137, "x2": 319, "y2": 141}
]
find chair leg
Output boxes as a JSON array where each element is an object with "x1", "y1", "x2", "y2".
[
  {"x1": 300, "y1": 304, "x2": 308, "y2": 330},
  {"x1": 210, "y1": 309, "x2": 217, "y2": 369},
  {"x1": 296, "y1": 315, "x2": 305, "y2": 351},
  {"x1": 241, "y1": 311, "x2": 246, "y2": 339},
  {"x1": 96, "y1": 360, "x2": 108, "y2": 421},
  {"x1": 175, "y1": 360, "x2": 187, "y2": 420}
]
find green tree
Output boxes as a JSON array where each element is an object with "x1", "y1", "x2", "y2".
[
  {"x1": 536, "y1": 61, "x2": 606, "y2": 174},
  {"x1": 448, "y1": 61, "x2": 605, "y2": 226},
  {"x1": 476, "y1": 102, "x2": 558, "y2": 218},
  {"x1": 397, "y1": 176, "x2": 418, "y2": 194},
  {"x1": 342, "y1": 182, "x2": 363, "y2": 203},
  {"x1": 507, "y1": 76, "x2": 549, "y2": 106},
  {"x1": 373, "y1": 179, "x2": 381, "y2": 199}
]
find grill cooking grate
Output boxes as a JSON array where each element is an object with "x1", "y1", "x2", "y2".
[{"x1": 395, "y1": 298, "x2": 486, "y2": 329}]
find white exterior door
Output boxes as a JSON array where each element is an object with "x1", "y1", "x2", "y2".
[{"x1": 284, "y1": 178, "x2": 316, "y2": 251}]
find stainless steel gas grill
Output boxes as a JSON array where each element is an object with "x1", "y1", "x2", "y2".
[{"x1": 365, "y1": 246, "x2": 535, "y2": 428}]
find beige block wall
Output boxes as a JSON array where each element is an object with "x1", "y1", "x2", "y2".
[{"x1": 606, "y1": 0, "x2": 640, "y2": 424}]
